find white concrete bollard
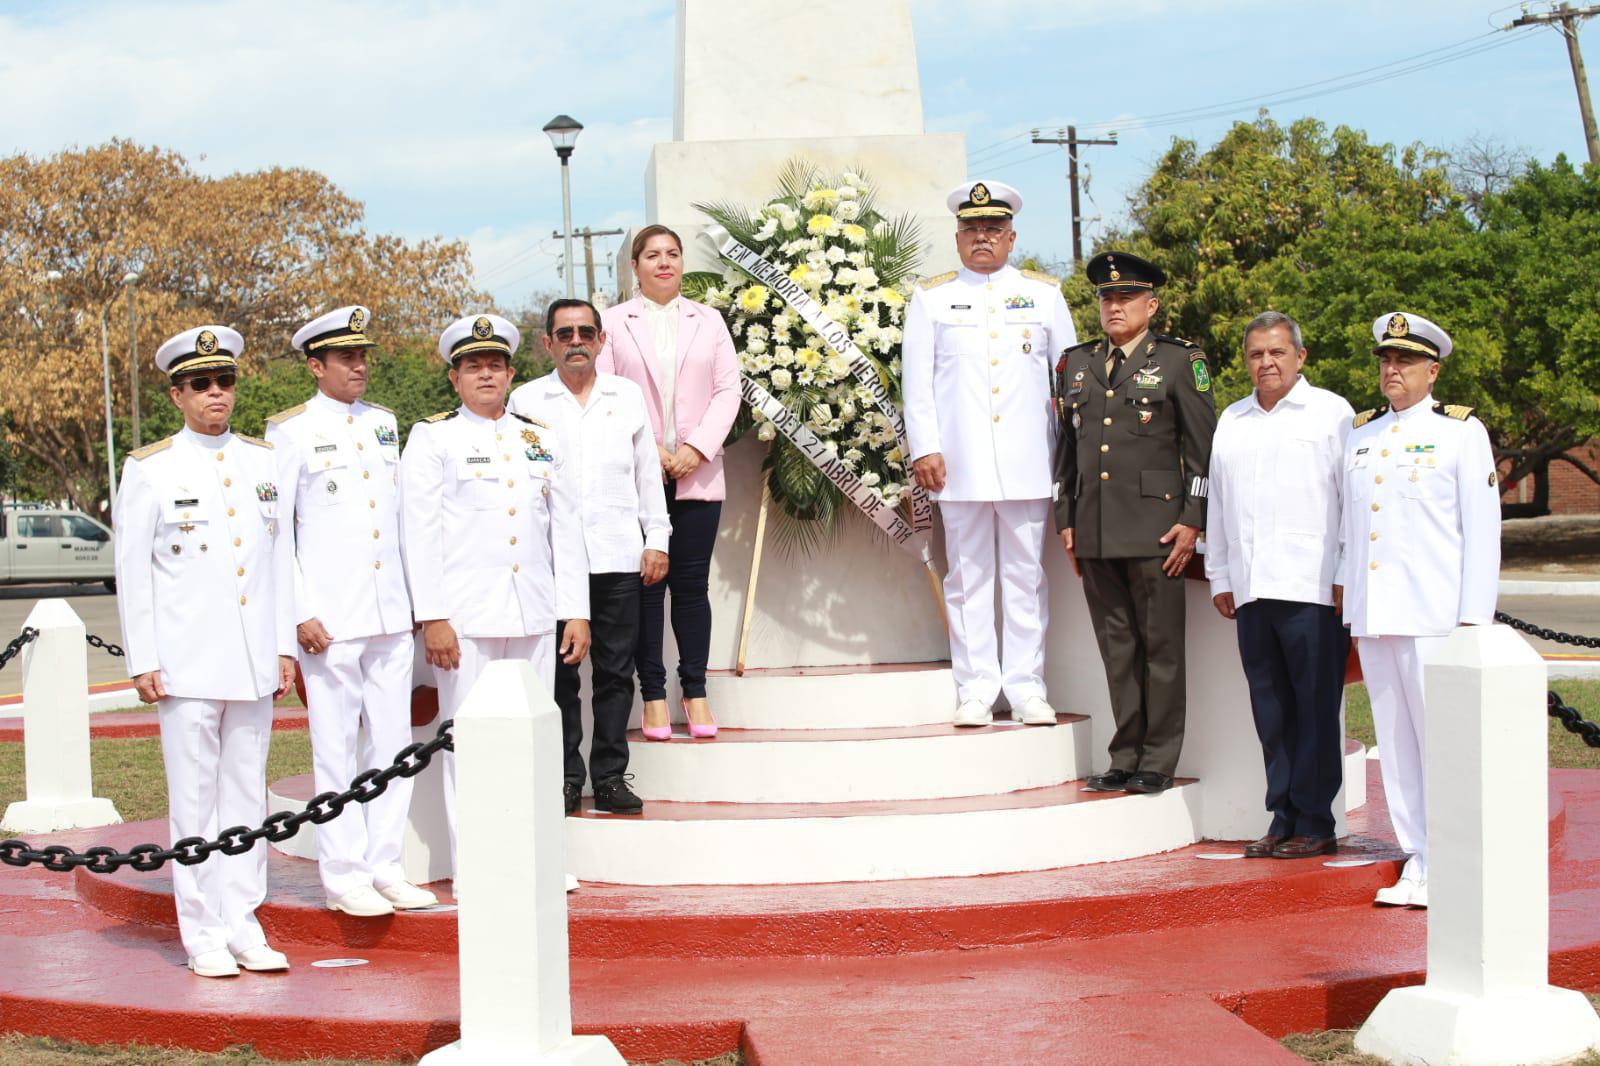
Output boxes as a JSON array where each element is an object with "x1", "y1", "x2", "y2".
[
  {"x1": 1, "y1": 600, "x2": 121, "y2": 833},
  {"x1": 1356, "y1": 624, "x2": 1600, "y2": 1065},
  {"x1": 418, "y1": 660, "x2": 623, "y2": 1066}
]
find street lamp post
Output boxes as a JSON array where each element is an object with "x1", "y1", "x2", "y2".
[
  {"x1": 121, "y1": 272, "x2": 142, "y2": 449},
  {"x1": 542, "y1": 114, "x2": 583, "y2": 299},
  {"x1": 97, "y1": 305, "x2": 117, "y2": 510}
]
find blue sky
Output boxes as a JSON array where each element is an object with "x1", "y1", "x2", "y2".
[{"x1": 1, "y1": 0, "x2": 1590, "y2": 306}]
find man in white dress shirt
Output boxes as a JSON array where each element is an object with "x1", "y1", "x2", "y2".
[
  {"x1": 903, "y1": 179, "x2": 1078, "y2": 726},
  {"x1": 1206, "y1": 311, "x2": 1354, "y2": 860},
  {"x1": 1336, "y1": 311, "x2": 1501, "y2": 908},
  {"x1": 509, "y1": 298, "x2": 670, "y2": 816},
  {"x1": 114, "y1": 325, "x2": 296, "y2": 978},
  {"x1": 266, "y1": 305, "x2": 437, "y2": 916},
  {"x1": 400, "y1": 312, "x2": 590, "y2": 874}
]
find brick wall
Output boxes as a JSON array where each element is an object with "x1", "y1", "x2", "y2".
[{"x1": 1499, "y1": 440, "x2": 1600, "y2": 515}]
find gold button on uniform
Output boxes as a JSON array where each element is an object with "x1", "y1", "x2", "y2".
[
  {"x1": 990, "y1": 330, "x2": 998, "y2": 339},
  {"x1": 512, "y1": 563, "x2": 520, "y2": 573},
  {"x1": 227, "y1": 507, "x2": 235, "y2": 517},
  {"x1": 507, "y1": 479, "x2": 515, "y2": 487},
  {"x1": 992, "y1": 415, "x2": 1000, "y2": 423},
  {"x1": 990, "y1": 358, "x2": 998, "y2": 366},
  {"x1": 1105, "y1": 389, "x2": 1115, "y2": 398},
  {"x1": 372, "y1": 530, "x2": 380, "y2": 539},
  {"x1": 233, "y1": 537, "x2": 242, "y2": 547},
  {"x1": 239, "y1": 595, "x2": 247, "y2": 605},
  {"x1": 324, "y1": 460, "x2": 332, "y2": 468},
  {"x1": 223, "y1": 478, "x2": 231, "y2": 487},
  {"x1": 216, "y1": 453, "x2": 225, "y2": 462},
  {"x1": 356, "y1": 442, "x2": 364, "y2": 451},
  {"x1": 347, "y1": 415, "x2": 354, "y2": 424},
  {"x1": 509, "y1": 536, "x2": 518, "y2": 545},
  {"x1": 1370, "y1": 562, "x2": 1379, "y2": 570},
  {"x1": 236, "y1": 567, "x2": 245, "y2": 576},
  {"x1": 1103, "y1": 417, "x2": 1112, "y2": 426},
  {"x1": 1100, "y1": 472, "x2": 1110, "y2": 480},
  {"x1": 1163, "y1": 493, "x2": 1173, "y2": 501},
  {"x1": 502, "y1": 453, "x2": 510, "y2": 461},
  {"x1": 1371, "y1": 503, "x2": 1380, "y2": 512},
  {"x1": 1381, "y1": 449, "x2": 1390, "y2": 457},
  {"x1": 1370, "y1": 532, "x2": 1379, "y2": 541},
  {"x1": 1374, "y1": 475, "x2": 1383, "y2": 484},
  {"x1": 1391, "y1": 425, "x2": 1399, "y2": 434},
  {"x1": 374, "y1": 561, "x2": 382, "y2": 570},
  {"x1": 1100, "y1": 444, "x2": 1110, "y2": 453},
  {"x1": 508, "y1": 507, "x2": 517, "y2": 516},
  {"x1": 991, "y1": 386, "x2": 999, "y2": 394},
  {"x1": 362, "y1": 471, "x2": 370, "y2": 480},
  {"x1": 368, "y1": 500, "x2": 376, "y2": 508}
]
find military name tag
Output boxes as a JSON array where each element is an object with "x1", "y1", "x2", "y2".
[
  {"x1": 951, "y1": 304, "x2": 972, "y2": 310},
  {"x1": 465, "y1": 456, "x2": 491, "y2": 465},
  {"x1": 174, "y1": 497, "x2": 199, "y2": 507},
  {"x1": 314, "y1": 444, "x2": 338, "y2": 454}
]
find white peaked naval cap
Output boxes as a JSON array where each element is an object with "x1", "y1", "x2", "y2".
[
  {"x1": 292, "y1": 305, "x2": 376, "y2": 354},
  {"x1": 946, "y1": 179, "x2": 1023, "y2": 219},
  {"x1": 1371, "y1": 311, "x2": 1453, "y2": 361},
  {"x1": 439, "y1": 313, "x2": 520, "y2": 363},
  {"x1": 155, "y1": 325, "x2": 243, "y2": 377}
]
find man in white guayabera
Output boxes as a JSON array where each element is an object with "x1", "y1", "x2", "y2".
[{"x1": 902, "y1": 179, "x2": 1077, "y2": 727}]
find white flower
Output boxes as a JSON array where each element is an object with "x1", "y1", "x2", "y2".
[
  {"x1": 746, "y1": 323, "x2": 770, "y2": 342},
  {"x1": 824, "y1": 245, "x2": 847, "y2": 264},
  {"x1": 754, "y1": 217, "x2": 779, "y2": 241},
  {"x1": 739, "y1": 352, "x2": 760, "y2": 373},
  {"x1": 770, "y1": 368, "x2": 793, "y2": 390},
  {"x1": 754, "y1": 353, "x2": 773, "y2": 372},
  {"x1": 810, "y1": 403, "x2": 833, "y2": 426},
  {"x1": 772, "y1": 345, "x2": 795, "y2": 366},
  {"x1": 797, "y1": 368, "x2": 815, "y2": 385},
  {"x1": 851, "y1": 266, "x2": 879, "y2": 289},
  {"x1": 746, "y1": 337, "x2": 767, "y2": 354},
  {"x1": 840, "y1": 401, "x2": 858, "y2": 420},
  {"x1": 844, "y1": 448, "x2": 864, "y2": 464},
  {"x1": 757, "y1": 422, "x2": 777, "y2": 442},
  {"x1": 835, "y1": 201, "x2": 861, "y2": 222},
  {"x1": 861, "y1": 472, "x2": 881, "y2": 487}
]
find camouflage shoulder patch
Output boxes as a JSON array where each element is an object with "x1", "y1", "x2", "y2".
[
  {"x1": 236, "y1": 433, "x2": 273, "y2": 450},
  {"x1": 129, "y1": 437, "x2": 174, "y2": 461},
  {"x1": 1021, "y1": 268, "x2": 1060, "y2": 285},
  {"x1": 917, "y1": 270, "x2": 958, "y2": 290},
  {"x1": 264, "y1": 403, "x2": 306, "y2": 426},
  {"x1": 422, "y1": 410, "x2": 458, "y2": 424},
  {"x1": 1436, "y1": 403, "x2": 1474, "y2": 421}
]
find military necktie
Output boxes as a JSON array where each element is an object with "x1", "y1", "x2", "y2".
[{"x1": 1106, "y1": 346, "x2": 1126, "y2": 378}]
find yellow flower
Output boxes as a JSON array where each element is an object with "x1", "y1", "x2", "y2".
[
  {"x1": 880, "y1": 288, "x2": 905, "y2": 307},
  {"x1": 807, "y1": 214, "x2": 835, "y2": 236},
  {"x1": 797, "y1": 347, "x2": 823, "y2": 370},
  {"x1": 842, "y1": 223, "x2": 867, "y2": 245},
  {"x1": 789, "y1": 264, "x2": 811, "y2": 285},
  {"x1": 738, "y1": 285, "x2": 769, "y2": 314}
]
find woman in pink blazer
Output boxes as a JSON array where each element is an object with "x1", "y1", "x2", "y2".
[{"x1": 598, "y1": 224, "x2": 740, "y2": 740}]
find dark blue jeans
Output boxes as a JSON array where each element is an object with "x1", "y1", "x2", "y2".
[
  {"x1": 637, "y1": 479, "x2": 721, "y2": 701},
  {"x1": 1235, "y1": 597, "x2": 1350, "y2": 839}
]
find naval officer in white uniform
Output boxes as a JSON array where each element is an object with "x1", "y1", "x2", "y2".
[
  {"x1": 400, "y1": 313, "x2": 590, "y2": 873},
  {"x1": 266, "y1": 305, "x2": 436, "y2": 917},
  {"x1": 902, "y1": 179, "x2": 1078, "y2": 725},
  {"x1": 113, "y1": 325, "x2": 296, "y2": 978},
  {"x1": 1336, "y1": 311, "x2": 1502, "y2": 909}
]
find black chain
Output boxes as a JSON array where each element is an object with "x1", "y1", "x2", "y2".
[
  {"x1": 0, "y1": 719, "x2": 453, "y2": 874},
  {"x1": 1548, "y1": 689, "x2": 1600, "y2": 748},
  {"x1": 1495, "y1": 611, "x2": 1600, "y2": 650},
  {"x1": 0, "y1": 628, "x2": 38, "y2": 672},
  {"x1": 85, "y1": 633, "x2": 124, "y2": 657}
]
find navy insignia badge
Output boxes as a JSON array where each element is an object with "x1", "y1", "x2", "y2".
[
  {"x1": 349, "y1": 307, "x2": 367, "y2": 332},
  {"x1": 197, "y1": 330, "x2": 218, "y2": 355},
  {"x1": 1489, "y1": 471, "x2": 1498, "y2": 487},
  {"x1": 970, "y1": 182, "x2": 990, "y2": 205},
  {"x1": 472, "y1": 316, "x2": 494, "y2": 340},
  {"x1": 1388, "y1": 313, "x2": 1409, "y2": 338}
]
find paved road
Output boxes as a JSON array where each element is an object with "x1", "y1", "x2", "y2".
[
  {"x1": 1497, "y1": 594, "x2": 1600, "y2": 656},
  {"x1": 0, "y1": 583, "x2": 127, "y2": 693}
]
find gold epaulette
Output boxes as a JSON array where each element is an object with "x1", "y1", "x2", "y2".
[
  {"x1": 1352, "y1": 405, "x2": 1388, "y2": 428},
  {"x1": 364, "y1": 400, "x2": 394, "y2": 415},
  {"x1": 422, "y1": 410, "x2": 458, "y2": 424},
  {"x1": 510, "y1": 412, "x2": 548, "y2": 428},
  {"x1": 917, "y1": 271, "x2": 957, "y2": 290},
  {"x1": 1021, "y1": 268, "x2": 1060, "y2": 285},
  {"x1": 129, "y1": 437, "x2": 173, "y2": 461},
  {"x1": 236, "y1": 433, "x2": 273, "y2": 449},
  {"x1": 1435, "y1": 403, "x2": 1474, "y2": 421},
  {"x1": 265, "y1": 403, "x2": 306, "y2": 425}
]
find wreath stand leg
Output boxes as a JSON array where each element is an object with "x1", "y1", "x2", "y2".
[
  {"x1": 923, "y1": 557, "x2": 948, "y2": 632},
  {"x1": 735, "y1": 480, "x2": 772, "y2": 677}
]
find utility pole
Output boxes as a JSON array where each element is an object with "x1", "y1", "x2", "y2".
[
  {"x1": 1031, "y1": 126, "x2": 1118, "y2": 268},
  {"x1": 1509, "y1": 3, "x2": 1600, "y2": 167},
  {"x1": 551, "y1": 226, "x2": 625, "y2": 299}
]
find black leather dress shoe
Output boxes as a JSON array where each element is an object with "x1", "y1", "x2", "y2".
[
  {"x1": 593, "y1": 775, "x2": 644, "y2": 815},
  {"x1": 1271, "y1": 835, "x2": 1337, "y2": 858},
  {"x1": 564, "y1": 781, "x2": 582, "y2": 815},
  {"x1": 1244, "y1": 833, "x2": 1285, "y2": 858},
  {"x1": 1123, "y1": 771, "x2": 1173, "y2": 794},
  {"x1": 1083, "y1": 769, "x2": 1134, "y2": 793}
]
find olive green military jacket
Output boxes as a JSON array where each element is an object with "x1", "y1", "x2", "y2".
[{"x1": 1051, "y1": 334, "x2": 1218, "y2": 559}]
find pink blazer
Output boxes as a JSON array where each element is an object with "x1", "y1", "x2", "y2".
[{"x1": 598, "y1": 295, "x2": 741, "y2": 501}]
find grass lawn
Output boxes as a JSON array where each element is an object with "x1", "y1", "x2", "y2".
[
  {"x1": 1282, "y1": 995, "x2": 1600, "y2": 1063},
  {"x1": 1344, "y1": 678, "x2": 1600, "y2": 770},
  {"x1": 0, "y1": 1037, "x2": 740, "y2": 1066}
]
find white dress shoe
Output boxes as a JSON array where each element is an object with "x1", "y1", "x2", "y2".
[
  {"x1": 378, "y1": 881, "x2": 439, "y2": 910},
  {"x1": 1015, "y1": 696, "x2": 1057, "y2": 725},
  {"x1": 1406, "y1": 879, "x2": 1428, "y2": 909},
  {"x1": 1374, "y1": 878, "x2": 1418, "y2": 906},
  {"x1": 565, "y1": 873, "x2": 580, "y2": 893},
  {"x1": 233, "y1": 945, "x2": 289, "y2": 972},
  {"x1": 187, "y1": 948, "x2": 240, "y2": 978},
  {"x1": 953, "y1": 699, "x2": 993, "y2": 727},
  {"x1": 328, "y1": 885, "x2": 396, "y2": 917}
]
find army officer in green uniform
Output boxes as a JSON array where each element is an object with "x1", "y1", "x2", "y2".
[{"x1": 1053, "y1": 252, "x2": 1217, "y2": 794}]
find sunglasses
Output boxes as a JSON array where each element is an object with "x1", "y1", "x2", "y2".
[
  {"x1": 181, "y1": 373, "x2": 237, "y2": 393},
  {"x1": 551, "y1": 325, "x2": 598, "y2": 342}
]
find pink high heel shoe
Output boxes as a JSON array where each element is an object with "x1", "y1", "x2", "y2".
[
  {"x1": 684, "y1": 697, "x2": 717, "y2": 739},
  {"x1": 641, "y1": 699, "x2": 672, "y2": 741}
]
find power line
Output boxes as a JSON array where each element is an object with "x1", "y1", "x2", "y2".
[{"x1": 1507, "y1": 3, "x2": 1600, "y2": 166}]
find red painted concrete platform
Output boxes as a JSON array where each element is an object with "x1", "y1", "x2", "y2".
[
  {"x1": 2, "y1": 772, "x2": 1599, "y2": 1063},
  {"x1": 0, "y1": 705, "x2": 307, "y2": 742}
]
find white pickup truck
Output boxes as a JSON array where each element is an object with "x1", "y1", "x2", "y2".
[{"x1": 0, "y1": 502, "x2": 116, "y2": 590}]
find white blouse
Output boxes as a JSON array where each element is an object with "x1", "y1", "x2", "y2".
[{"x1": 643, "y1": 295, "x2": 679, "y2": 451}]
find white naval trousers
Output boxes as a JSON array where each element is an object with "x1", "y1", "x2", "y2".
[
  {"x1": 1357, "y1": 633, "x2": 1447, "y2": 878},
  {"x1": 300, "y1": 631, "x2": 416, "y2": 899},
  {"x1": 939, "y1": 499, "x2": 1050, "y2": 706},
  {"x1": 156, "y1": 695, "x2": 272, "y2": 958},
  {"x1": 432, "y1": 633, "x2": 557, "y2": 874}
]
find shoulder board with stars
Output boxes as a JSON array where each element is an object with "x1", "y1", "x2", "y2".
[
  {"x1": 1157, "y1": 334, "x2": 1200, "y2": 351},
  {"x1": 422, "y1": 410, "x2": 458, "y2": 424},
  {"x1": 1435, "y1": 403, "x2": 1474, "y2": 421},
  {"x1": 510, "y1": 412, "x2": 548, "y2": 428},
  {"x1": 129, "y1": 436, "x2": 174, "y2": 461},
  {"x1": 1352, "y1": 405, "x2": 1389, "y2": 428},
  {"x1": 236, "y1": 433, "x2": 273, "y2": 449},
  {"x1": 264, "y1": 403, "x2": 306, "y2": 425},
  {"x1": 917, "y1": 270, "x2": 957, "y2": 290},
  {"x1": 1021, "y1": 268, "x2": 1060, "y2": 285},
  {"x1": 363, "y1": 400, "x2": 394, "y2": 415}
]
